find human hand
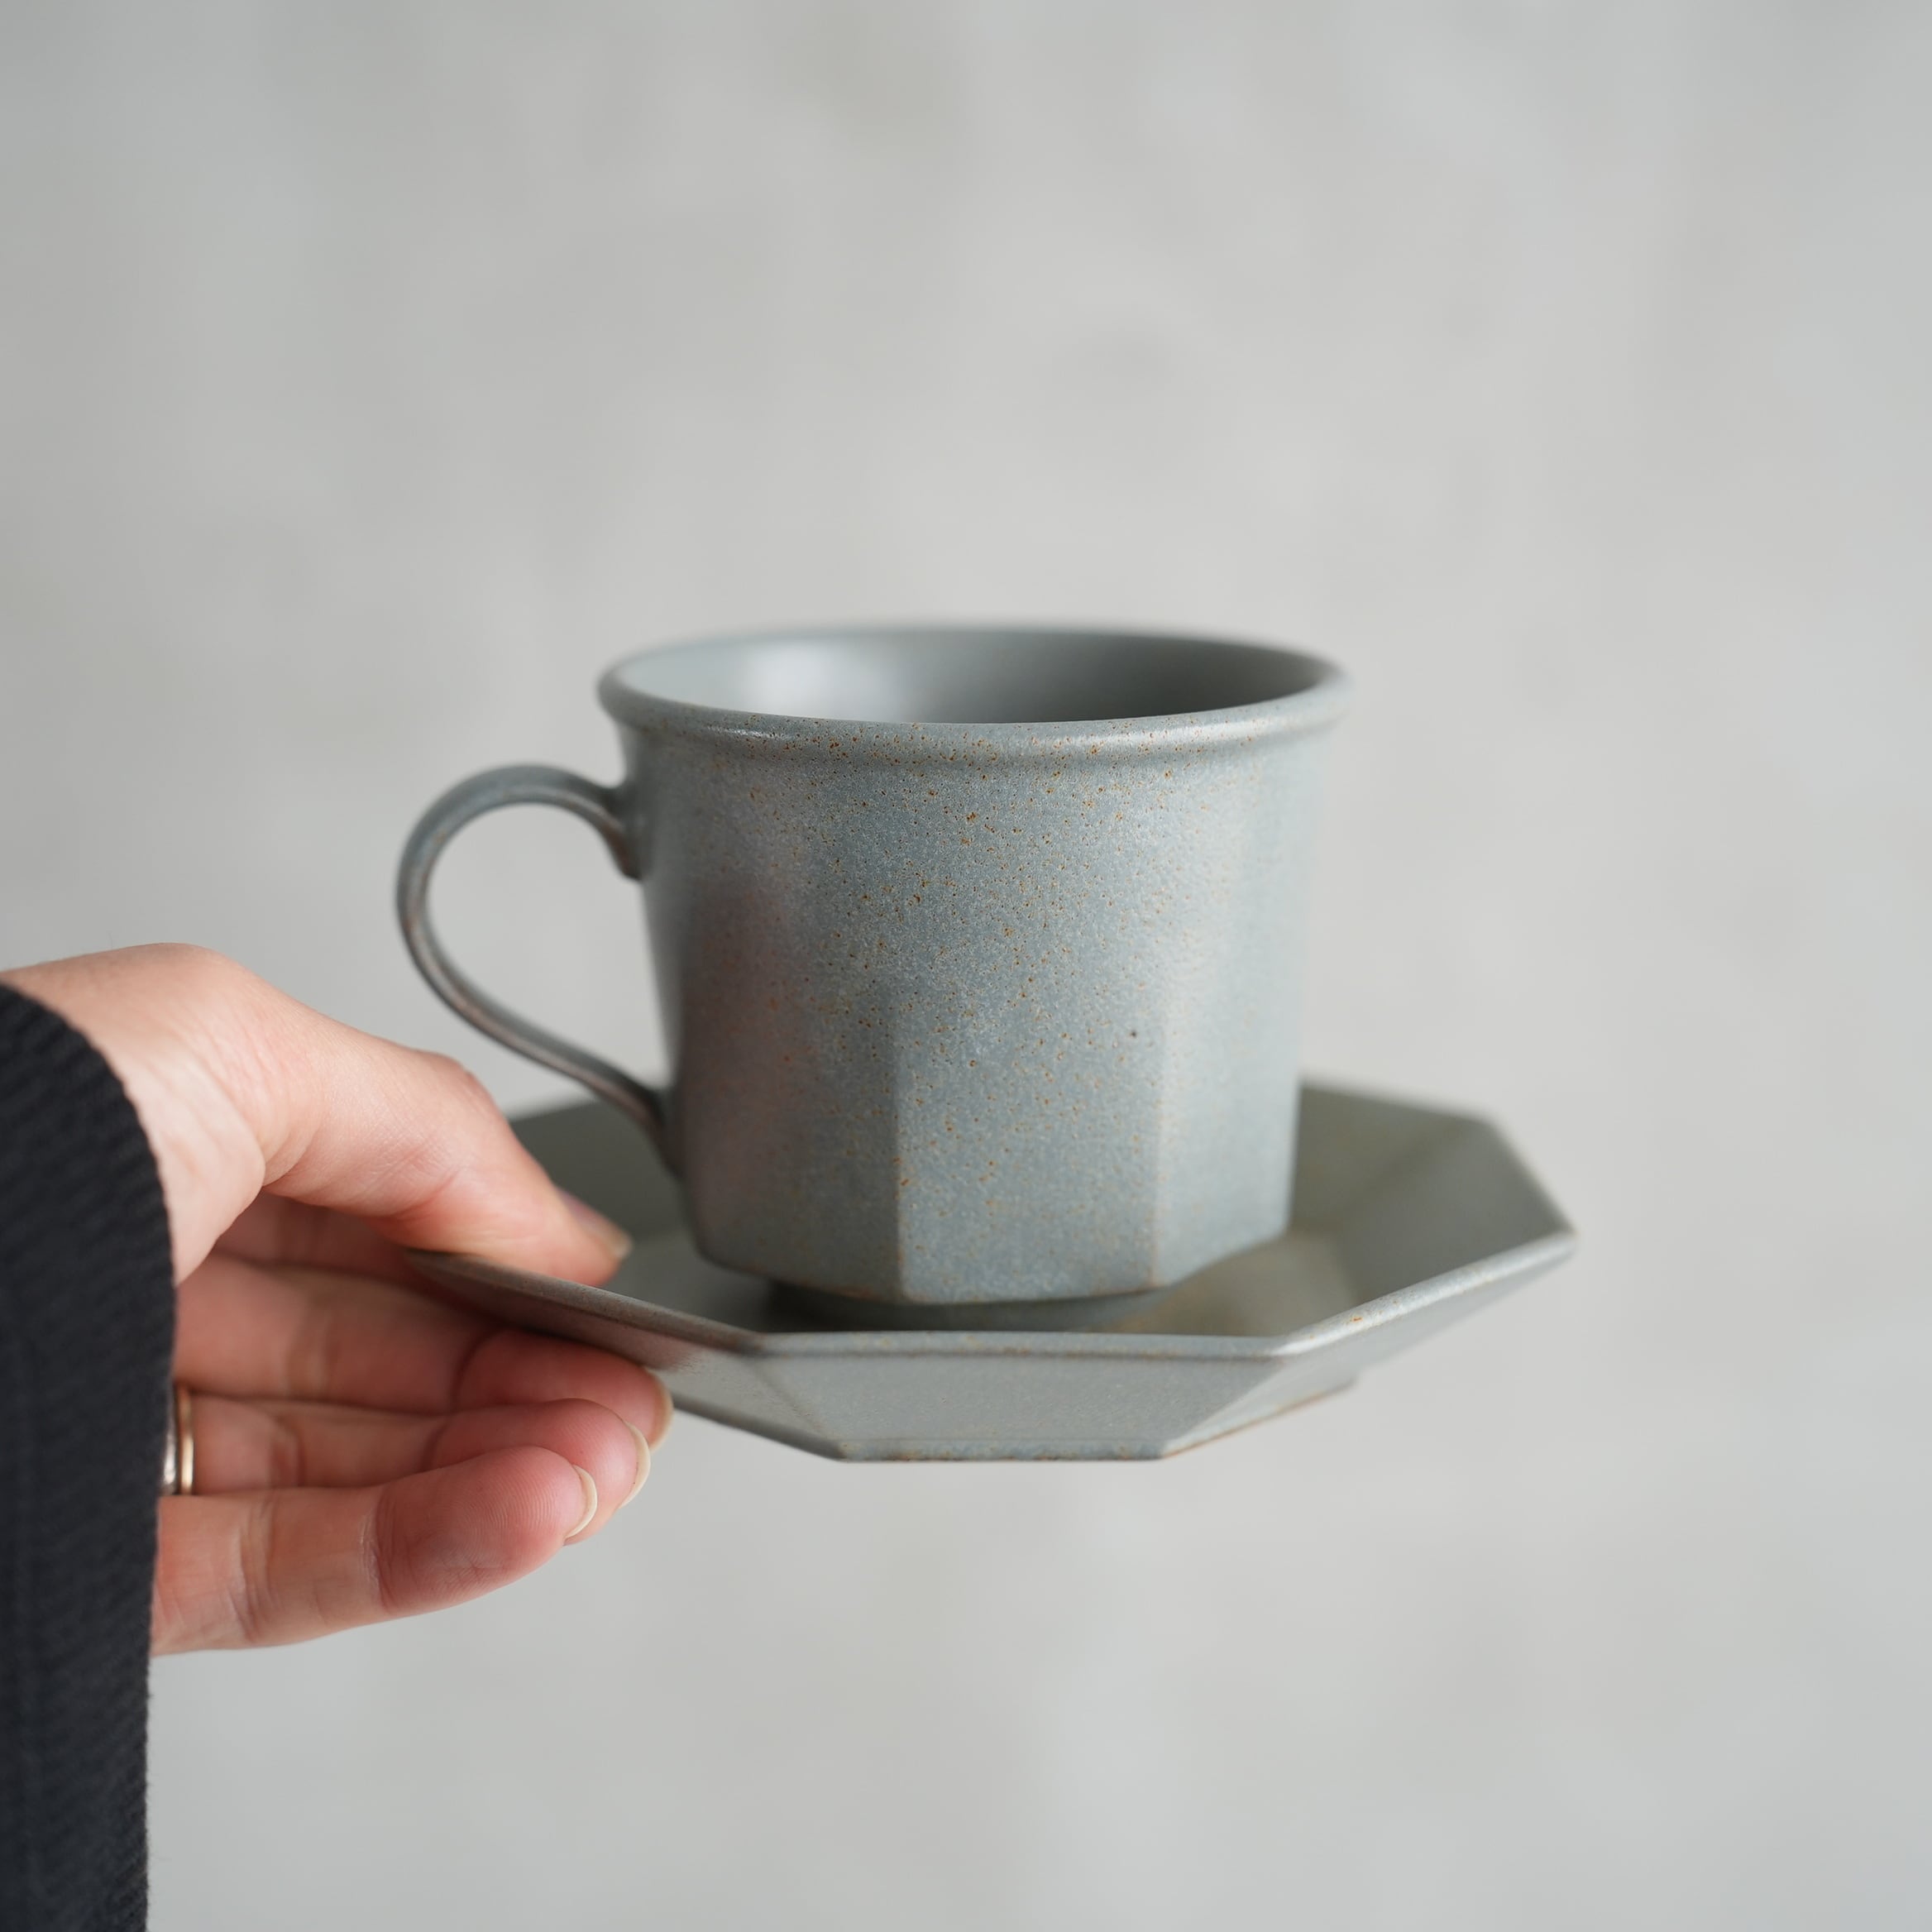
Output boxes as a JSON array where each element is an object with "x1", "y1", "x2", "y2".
[{"x1": 3, "y1": 944, "x2": 671, "y2": 1653}]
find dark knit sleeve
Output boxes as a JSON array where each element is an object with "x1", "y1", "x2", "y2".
[{"x1": 0, "y1": 983, "x2": 174, "y2": 1932}]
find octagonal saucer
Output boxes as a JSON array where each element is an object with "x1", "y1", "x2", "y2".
[{"x1": 410, "y1": 1083, "x2": 1574, "y2": 1461}]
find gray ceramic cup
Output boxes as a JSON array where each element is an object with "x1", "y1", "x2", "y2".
[{"x1": 398, "y1": 626, "x2": 1347, "y2": 1307}]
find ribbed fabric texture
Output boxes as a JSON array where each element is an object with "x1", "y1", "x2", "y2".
[{"x1": 0, "y1": 984, "x2": 173, "y2": 1932}]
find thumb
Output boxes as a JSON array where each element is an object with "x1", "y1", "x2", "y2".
[{"x1": 4, "y1": 946, "x2": 627, "y2": 1285}]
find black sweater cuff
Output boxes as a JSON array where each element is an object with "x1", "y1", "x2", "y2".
[{"x1": 0, "y1": 983, "x2": 174, "y2": 1931}]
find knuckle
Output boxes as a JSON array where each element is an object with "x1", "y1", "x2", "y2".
[
  {"x1": 422, "y1": 1412, "x2": 461, "y2": 1471},
  {"x1": 419, "y1": 1050, "x2": 485, "y2": 1100},
  {"x1": 229, "y1": 1498, "x2": 275, "y2": 1647},
  {"x1": 152, "y1": 943, "x2": 251, "y2": 1002},
  {"x1": 152, "y1": 945, "x2": 287, "y2": 1101},
  {"x1": 268, "y1": 1408, "x2": 305, "y2": 1488},
  {"x1": 364, "y1": 1485, "x2": 404, "y2": 1614},
  {"x1": 448, "y1": 1325, "x2": 505, "y2": 1408},
  {"x1": 417, "y1": 1053, "x2": 506, "y2": 1130}
]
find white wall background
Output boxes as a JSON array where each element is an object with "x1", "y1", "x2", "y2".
[{"x1": 4, "y1": 2, "x2": 1929, "y2": 1925}]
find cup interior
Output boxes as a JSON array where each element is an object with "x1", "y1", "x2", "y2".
[{"x1": 606, "y1": 627, "x2": 1337, "y2": 728}]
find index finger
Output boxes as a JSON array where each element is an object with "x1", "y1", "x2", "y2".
[{"x1": 4, "y1": 946, "x2": 630, "y2": 1284}]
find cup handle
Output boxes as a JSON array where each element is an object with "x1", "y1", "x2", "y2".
[{"x1": 396, "y1": 763, "x2": 671, "y2": 1160}]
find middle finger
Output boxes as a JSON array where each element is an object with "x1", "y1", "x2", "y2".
[{"x1": 188, "y1": 1392, "x2": 651, "y2": 1529}]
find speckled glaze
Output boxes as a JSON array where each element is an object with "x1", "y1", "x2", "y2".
[{"x1": 398, "y1": 626, "x2": 1348, "y2": 1304}]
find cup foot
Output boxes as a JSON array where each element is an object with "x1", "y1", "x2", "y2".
[{"x1": 770, "y1": 1280, "x2": 1176, "y2": 1332}]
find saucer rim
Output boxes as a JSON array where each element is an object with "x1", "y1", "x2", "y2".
[
  {"x1": 408, "y1": 1081, "x2": 1576, "y2": 1460},
  {"x1": 413, "y1": 1228, "x2": 1576, "y2": 1365}
]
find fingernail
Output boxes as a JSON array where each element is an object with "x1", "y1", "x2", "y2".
[
  {"x1": 619, "y1": 1422, "x2": 652, "y2": 1509},
  {"x1": 645, "y1": 1375, "x2": 676, "y2": 1452},
  {"x1": 561, "y1": 1191, "x2": 632, "y2": 1263},
  {"x1": 566, "y1": 1466, "x2": 599, "y2": 1541}
]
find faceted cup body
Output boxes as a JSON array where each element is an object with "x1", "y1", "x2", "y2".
[{"x1": 600, "y1": 628, "x2": 1346, "y2": 1305}]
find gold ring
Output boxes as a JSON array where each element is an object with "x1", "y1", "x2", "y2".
[{"x1": 161, "y1": 1384, "x2": 196, "y2": 1496}]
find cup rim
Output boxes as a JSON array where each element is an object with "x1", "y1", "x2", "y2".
[{"x1": 597, "y1": 622, "x2": 1351, "y2": 753}]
